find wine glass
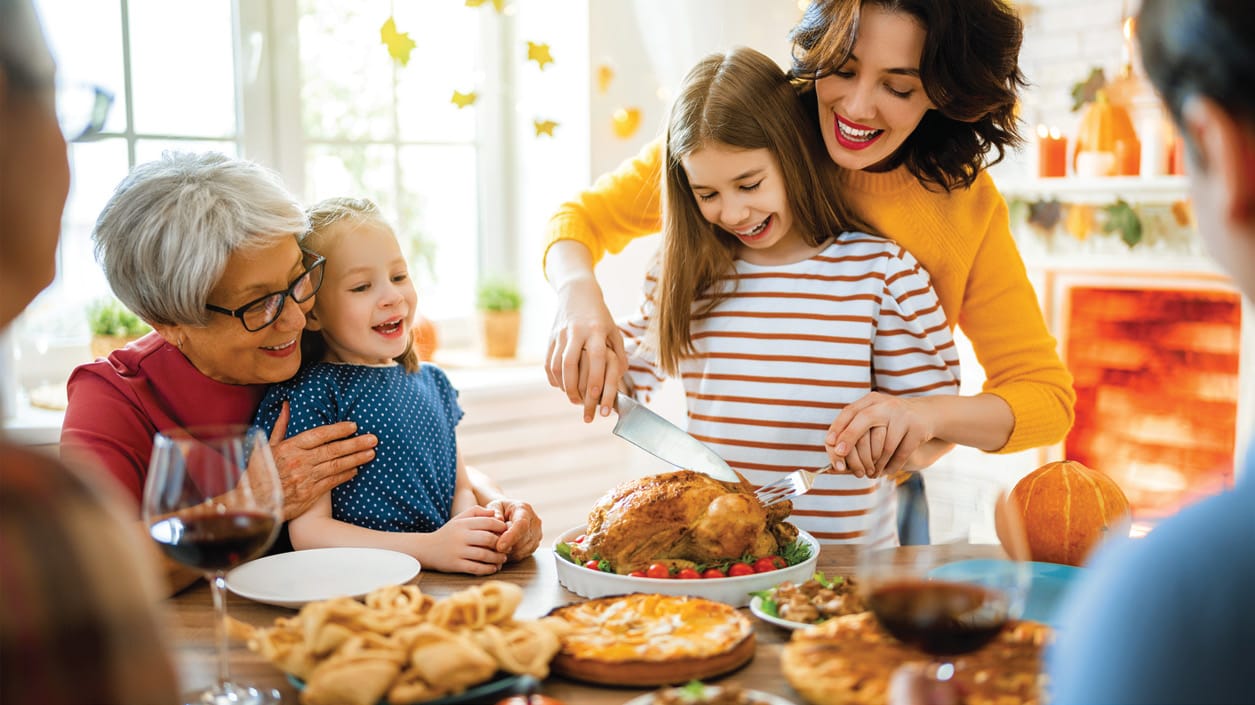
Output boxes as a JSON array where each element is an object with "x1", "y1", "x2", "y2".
[
  {"x1": 143, "y1": 425, "x2": 284, "y2": 705},
  {"x1": 856, "y1": 476, "x2": 1031, "y2": 679}
]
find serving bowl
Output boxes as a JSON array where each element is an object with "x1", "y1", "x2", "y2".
[{"x1": 551, "y1": 524, "x2": 820, "y2": 607}]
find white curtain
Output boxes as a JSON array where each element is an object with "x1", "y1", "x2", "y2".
[{"x1": 631, "y1": 0, "x2": 803, "y2": 98}]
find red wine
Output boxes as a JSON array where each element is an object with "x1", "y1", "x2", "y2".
[
  {"x1": 867, "y1": 579, "x2": 1010, "y2": 655},
  {"x1": 150, "y1": 511, "x2": 276, "y2": 571}
]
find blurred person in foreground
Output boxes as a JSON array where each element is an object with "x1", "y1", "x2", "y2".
[
  {"x1": 0, "y1": 0, "x2": 179, "y2": 701},
  {"x1": 891, "y1": 1, "x2": 1255, "y2": 704}
]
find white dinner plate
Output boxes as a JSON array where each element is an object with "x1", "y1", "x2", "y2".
[
  {"x1": 226, "y1": 547, "x2": 421, "y2": 608},
  {"x1": 624, "y1": 685, "x2": 797, "y2": 705},
  {"x1": 748, "y1": 595, "x2": 812, "y2": 631}
]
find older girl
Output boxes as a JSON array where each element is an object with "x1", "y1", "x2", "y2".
[{"x1": 620, "y1": 47, "x2": 960, "y2": 542}]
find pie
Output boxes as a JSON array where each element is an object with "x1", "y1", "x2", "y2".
[
  {"x1": 547, "y1": 593, "x2": 756, "y2": 686},
  {"x1": 781, "y1": 612, "x2": 1050, "y2": 705}
]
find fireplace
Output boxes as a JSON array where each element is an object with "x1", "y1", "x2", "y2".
[{"x1": 1051, "y1": 269, "x2": 1244, "y2": 529}]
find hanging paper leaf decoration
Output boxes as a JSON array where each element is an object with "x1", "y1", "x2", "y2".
[
  {"x1": 596, "y1": 64, "x2": 615, "y2": 93},
  {"x1": 380, "y1": 17, "x2": 416, "y2": 66},
  {"x1": 451, "y1": 90, "x2": 479, "y2": 109},
  {"x1": 533, "y1": 119, "x2": 558, "y2": 137},
  {"x1": 611, "y1": 107, "x2": 641, "y2": 139},
  {"x1": 527, "y1": 41, "x2": 554, "y2": 70},
  {"x1": 465, "y1": 0, "x2": 505, "y2": 12}
]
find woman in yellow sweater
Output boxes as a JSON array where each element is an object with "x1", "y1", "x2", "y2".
[{"x1": 543, "y1": 0, "x2": 1074, "y2": 479}]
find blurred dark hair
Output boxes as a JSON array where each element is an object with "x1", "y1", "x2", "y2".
[
  {"x1": 790, "y1": 0, "x2": 1027, "y2": 191},
  {"x1": 1137, "y1": 0, "x2": 1255, "y2": 143}
]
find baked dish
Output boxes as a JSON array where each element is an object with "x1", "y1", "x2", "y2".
[
  {"x1": 781, "y1": 612, "x2": 1050, "y2": 705},
  {"x1": 547, "y1": 593, "x2": 755, "y2": 686}
]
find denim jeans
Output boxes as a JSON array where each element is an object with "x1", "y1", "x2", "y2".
[{"x1": 896, "y1": 472, "x2": 930, "y2": 545}]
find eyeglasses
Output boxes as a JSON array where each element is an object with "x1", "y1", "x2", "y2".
[
  {"x1": 56, "y1": 82, "x2": 114, "y2": 142},
  {"x1": 205, "y1": 251, "x2": 326, "y2": 332}
]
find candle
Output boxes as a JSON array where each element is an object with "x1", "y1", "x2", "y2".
[
  {"x1": 1038, "y1": 125, "x2": 1068, "y2": 178},
  {"x1": 1115, "y1": 137, "x2": 1141, "y2": 176}
]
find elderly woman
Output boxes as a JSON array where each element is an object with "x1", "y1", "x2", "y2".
[{"x1": 60, "y1": 153, "x2": 541, "y2": 587}]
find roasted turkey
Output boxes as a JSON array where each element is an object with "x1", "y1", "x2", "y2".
[{"x1": 570, "y1": 469, "x2": 797, "y2": 573}]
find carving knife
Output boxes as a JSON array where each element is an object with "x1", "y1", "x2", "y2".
[{"x1": 612, "y1": 393, "x2": 739, "y2": 483}]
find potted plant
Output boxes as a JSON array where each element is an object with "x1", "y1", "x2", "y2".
[
  {"x1": 87, "y1": 298, "x2": 151, "y2": 359},
  {"x1": 476, "y1": 277, "x2": 522, "y2": 358}
]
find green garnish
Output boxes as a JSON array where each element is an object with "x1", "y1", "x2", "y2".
[
  {"x1": 748, "y1": 590, "x2": 780, "y2": 617},
  {"x1": 780, "y1": 538, "x2": 811, "y2": 566},
  {"x1": 679, "y1": 680, "x2": 707, "y2": 699},
  {"x1": 555, "y1": 541, "x2": 573, "y2": 562}
]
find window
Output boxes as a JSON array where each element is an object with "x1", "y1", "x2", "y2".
[{"x1": 13, "y1": 0, "x2": 588, "y2": 399}]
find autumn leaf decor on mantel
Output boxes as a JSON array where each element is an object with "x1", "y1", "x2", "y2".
[
  {"x1": 1006, "y1": 193, "x2": 1203, "y2": 255},
  {"x1": 1102, "y1": 199, "x2": 1143, "y2": 247}
]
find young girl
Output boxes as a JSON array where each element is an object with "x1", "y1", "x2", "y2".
[
  {"x1": 619, "y1": 47, "x2": 960, "y2": 543},
  {"x1": 254, "y1": 197, "x2": 509, "y2": 575}
]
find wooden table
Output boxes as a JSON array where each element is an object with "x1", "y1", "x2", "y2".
[{"x1": 170, "y1": 543, "x2": 1005, "y2": 704}]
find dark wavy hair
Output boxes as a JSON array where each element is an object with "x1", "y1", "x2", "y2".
[
  {"x1": 789, "y1": 0, "x2": 1027, "y2": 191},
  {"x1": 1137, "y1": 0, "x2": 1255, "y2": 163}
]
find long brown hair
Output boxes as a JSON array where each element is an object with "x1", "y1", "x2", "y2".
[
  {"x1": 302, "y1": 196, "x2": 420, "y2": 373},
  {"x1": 654, "y1": 47, "x2": 866, "y2": 376},
  {"x1": 790, "y1": 0, "x2": 1027, "y2": 191}
]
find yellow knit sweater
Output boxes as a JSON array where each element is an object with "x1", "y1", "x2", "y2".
[{"x1": 543, "y1": 138, "x2": 1075, "y2": 453}]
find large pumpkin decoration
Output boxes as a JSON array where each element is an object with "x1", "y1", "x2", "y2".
[
  {"x1": 1073, "y1": 90, "x2": 1140, "y2": 176},
  {"x1": 1004, "y1": 460, "x2": 1131, "y2": 566}
]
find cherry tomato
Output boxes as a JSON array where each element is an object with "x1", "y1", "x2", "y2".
[
  {"x1": 646, "y1": 562, "x2": 672, "y2": 579},
  {"x1": 628, "y1": 570, "x2": 647, "y2": 578},
  {"x1": 573, "y1": 534, "x2": 586, "y2": 544},
  {"x1": 727, "y1": 562, "x2": 755, "y2": 577},
  {"x1": 701, "y1": 567, "x2": 727, "y2": 579},
  {"x1": 675, "y1": 567, "x2": 702, "y2": 580},
  {"x1": 752, "y1": 555, "x2": 787, "y2": 573},
  {"x1": 584, "y1": 560, "x2": 602, "y2": 571}
]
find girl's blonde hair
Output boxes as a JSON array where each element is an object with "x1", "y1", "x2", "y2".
[
  {"x1": 654, "y1": 47, "x2": 867, "y2": 375},
  {"x1": 302, "y1": 196, "x2": 421, "y2": 373}
]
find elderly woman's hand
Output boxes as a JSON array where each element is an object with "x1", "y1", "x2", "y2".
[
  {"x1": 268, "y1": 402, "x2": 378, "y2": 520},
  {"x1": 485, "y1": 498, "x2": 542, "y2": 562}
]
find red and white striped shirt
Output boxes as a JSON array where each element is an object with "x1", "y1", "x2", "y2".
[{"x1": 621, "y1": 233, "x2": 961, "y2": 543}]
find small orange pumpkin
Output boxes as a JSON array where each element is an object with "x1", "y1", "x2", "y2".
[
  {"x1": 412, "y1": 313, "x2": 439, "y2": 361},
  {"x1": 1073, "y1": 90, "x2": 1140, "y2": 175},
  {"x1": 1005, "y1": 460, "x2": 1131, "y2": 566}
]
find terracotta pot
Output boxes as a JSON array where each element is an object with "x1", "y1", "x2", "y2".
[{"x1": 482, "y1": 310, "x2": 520, "y2": 358}]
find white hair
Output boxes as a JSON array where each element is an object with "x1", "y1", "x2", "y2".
[{"x1": 92, "y1": 151, "x2": 309, "y2": 326}]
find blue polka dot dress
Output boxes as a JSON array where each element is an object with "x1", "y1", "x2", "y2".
[{"x1": 254, "y1": 362, "x2": 462, "y2": 533}]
